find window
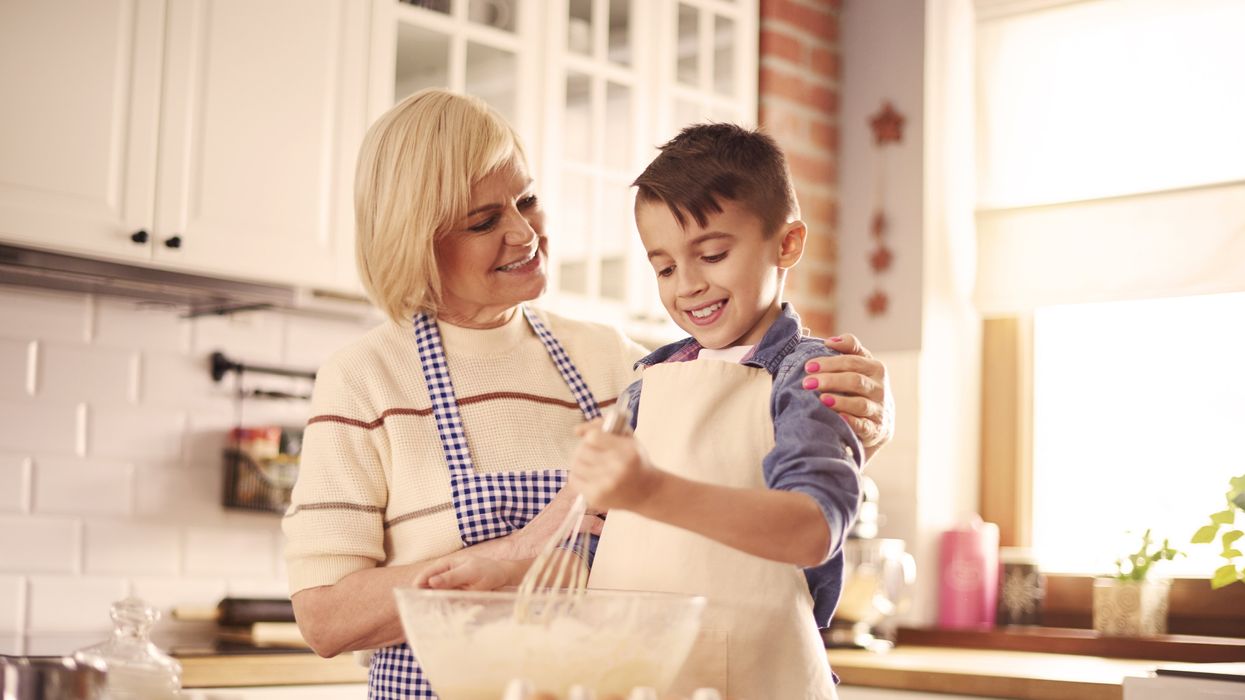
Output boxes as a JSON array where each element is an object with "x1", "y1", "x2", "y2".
[
  {"x1": 1030, "y1": 293, "x2": 1245, "y2": 576},
  {"x1": 973, "y1": 0, "x2": 1245, "y2": 587}
]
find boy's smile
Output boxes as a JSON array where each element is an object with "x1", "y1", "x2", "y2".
[{"x1": 636, "y1": 197, "x2": 805, "y2": 349}]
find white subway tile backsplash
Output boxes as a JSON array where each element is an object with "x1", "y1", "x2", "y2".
[
  {"x1": 83, "y1": 521, "x2": 180, "y2": 576},
  {"x1": 26, "y1": 575, "x2": 128, "y2": 633},
  {"x1": 183, "y1": 527, "x2": 276, "y2": 577},
  {"x1": 0, "y1": 287, "x2": 359, "y2": 642},
  {"x1": 0, "y1": 454, "x2": 30, "y2": 512},
  {"x1": 129, "y1": 576, "x2": 227, "y2": 614},
  {"x1": 191, "y1": 312, "x2": 286, "y2": 365},
  {"x1": 37, "y1": 342, "x2": 138, "y2": 404},
  {"x1": 32, "y1": 456, "x2": 133, "y2": 516},
  {"x1": 0, "y1": 400, "x2": 79, "y2": 454},
  {"x1": 133, "y1": 462, "x2": 221, "y2": 521},
  {"x1": 224, "y1": 578, "x2": 289, "y2": 598},
  {"x1": 141, "y1": 351, "x2": 234, "y2": 408},
  {"x1": 283, "y1": 315, "x2": 373, "y2": 369},
  {"x1": 93, "y1": 298, "x2": 191, "y2": 353},
  {"x1": 183, "y1": 407, "x2": 237, "y2": 467},
  {"x1": 86, "y1": 404, "x2": 187, "y2": 462},
  {"x1": 0, "y1": 286, "x2": 88, "y2": 344},
  {"x1": 0, "y1": 575, "x2": 24, "y2": 632},
  {"x1": 0, "y1": 515, "x2": 79, "y2": 574},
  {"x1": 0, "y1": 338, "x2": 33, "y2": 400}
]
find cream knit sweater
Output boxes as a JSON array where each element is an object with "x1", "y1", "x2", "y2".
[{"x1": 283, "y1": 307, "x2": 647, "y2": 594}]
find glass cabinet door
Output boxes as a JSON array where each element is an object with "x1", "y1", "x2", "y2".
[
  {"x1": 390, "y1": 0, "x2": 532, "y2": 143},
  {"x1": 375, "y1": 0, "x2": 758, "y2": 341},
  {"x1": 542, "y1": 0, "x2": 649, "y2": 324},
  {"x1": 658, "y1": 0, "x2": 756, "y2": 140}
]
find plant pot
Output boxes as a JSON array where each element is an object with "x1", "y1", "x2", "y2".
[{"x1": 1092, "y1": 578, "x2": 1170, "y2": 636}]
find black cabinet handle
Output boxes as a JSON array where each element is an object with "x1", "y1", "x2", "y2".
[
  {"x1": 130, "y1": 230, "x2": 149, "y2": 244},
  {"x1": 164, "y1": 235, "x2": 182, "y2": 249}
]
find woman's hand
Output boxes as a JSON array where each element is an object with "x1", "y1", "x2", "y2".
[
  {"x1": 569, "y1": 421, "x2": 662, "y2": 512},
  {"x1": 484, "y1": 486, "x2": 605, "y2": 560},
  {"x1": 803, "y1": 334, "x2": 894, "y2": 461},
  {"x1": 414, "y1": 551, "x2": 526, "y2": 591}
]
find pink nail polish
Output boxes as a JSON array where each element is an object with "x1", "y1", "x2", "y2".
[
  {"x1": 830, "y1": 336, "x2": 842, "y2": 343},
  {"x1": 803, "y1": 377, "x2": 818, "y2": 390},
  {"x1": 805, "y1": 361, "x2": 819, "y2": 373},
  {"x1": 821, "y1": 395, "x2": 837, "y2": 407}
]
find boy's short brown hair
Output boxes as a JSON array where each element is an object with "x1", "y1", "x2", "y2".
[{"x1": 632, "y1": 123, "x2": 800, "y2": 236}]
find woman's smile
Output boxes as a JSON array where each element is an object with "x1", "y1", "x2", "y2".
[{"x1": 495, "y1": 247, "x2": 540, "y2": 273}]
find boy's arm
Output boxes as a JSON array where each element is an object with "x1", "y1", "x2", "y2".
[
  {"x1": 570, "y1": 428, "x2": 842, "y2": 568},
  {"x1": 628, "y1": 468, "x2": 835, "y2": 568},
  {"x1": 763, "y1": 346, "x2": 866, "y2": 565}
]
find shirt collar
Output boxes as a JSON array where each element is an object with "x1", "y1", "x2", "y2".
[{"x1": 635, "y1": 303, "x2": 808, "y2": 377}]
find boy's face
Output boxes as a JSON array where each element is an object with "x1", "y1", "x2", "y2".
[{"x1": 636, "y1": 197, "x2": 804, "y2": 349}]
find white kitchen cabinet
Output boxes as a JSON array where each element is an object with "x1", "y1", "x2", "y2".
[
  {"x1": 0, "y1": 0, "x2": 370, "y2": 293},
  {"x1": 370, "y1": 0, "x2": 757, "y2": 341},
  {"x1": 0, "y1": 0, "x2": 164, "y2": 264}
]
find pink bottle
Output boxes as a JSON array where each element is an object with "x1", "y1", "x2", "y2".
[{"x1": 937, "y1": 516, "x2": 1000, "y2": 629}]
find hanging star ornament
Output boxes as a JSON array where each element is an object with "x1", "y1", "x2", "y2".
[
  {"x1": 869, "y1": 244, "x2": 893, "y2": 273},
  {"x1": 866, "y1": 290, "x2": 889, "y2": 316},
  {"x1": 870, "y1": 210, "x2": 887, "y2": 239},
  {"x1": 869, "y1": 101, "x2": 905, "y2": 146}
]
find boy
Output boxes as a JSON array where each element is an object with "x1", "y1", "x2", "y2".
[{"x1": 571, "y1": 123, "x2": 863, "y2": 700}]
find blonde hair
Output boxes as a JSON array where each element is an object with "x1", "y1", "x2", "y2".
[{"x1": 354, "y1": 89, "x2": 527, "y2": 322}]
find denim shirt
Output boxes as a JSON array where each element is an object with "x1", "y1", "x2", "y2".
[{"x1": 621, "y1": 303, "x2": 865, "y2": 627}]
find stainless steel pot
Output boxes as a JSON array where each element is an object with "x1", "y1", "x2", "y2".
[{"x1": 0, "y1": 655, "x2": 107, "y2": 700}]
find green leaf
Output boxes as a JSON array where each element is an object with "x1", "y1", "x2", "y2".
[
  {"x1": 1222, "y1": 549, "x2": 1243, "y2": 559},
  {"x1": 1192, "y1": 524, "x2": 1221, "y2": 544},
  {"x1": 1211, "y1": 564, "x2": 1242, "y2": 589},
  {"x1": 1210, "y1": 509, "x2": 1237, "y2": 526},
  {"x1": 1229, "y1": 474, "x2": 1245, "y2": 493},
  {"x1": 1224, "y1": 530, "x2": 1244, "y2": 548}
]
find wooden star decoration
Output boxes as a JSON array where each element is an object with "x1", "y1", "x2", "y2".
[
  {"x1": 870, "y1": 210, "x2": 887, "y2": 239},
  {"x1": 869, "y1": 101, "x2": 905, "y2": 146},
  {"x1": 866, "y1": 290, "x2": 889, "y2": 316},
  {"x1": 869, "y1": 245, "x2": 893, "y2": 272}
]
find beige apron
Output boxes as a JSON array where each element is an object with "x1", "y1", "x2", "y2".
[{"x1": 589, "y1": 359, "x2": 837, "y2": 700}]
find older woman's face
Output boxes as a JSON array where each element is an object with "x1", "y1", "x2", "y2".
[{"x1": 437, "y1": 160, "x2": 547, "y2": 326}]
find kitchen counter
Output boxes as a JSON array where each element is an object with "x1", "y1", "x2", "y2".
[
  {"x1": 180, "y1": 651, "x2": 368, "y2": 688},
  {"x1": 179, "y1": 645, "x2": 1160, "y2": 696},
  {"x1": 827, "y1": 646, "x2": 1159, "y2": 700}
]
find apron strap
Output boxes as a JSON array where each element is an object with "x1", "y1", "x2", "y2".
[{"x1": 522, "y1": 305, "x2": 601, "y2": 421}]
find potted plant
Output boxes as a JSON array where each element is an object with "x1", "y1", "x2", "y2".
[
  {"x1": 1092, "y1": 529, "x2": 1182, "y2": 636},
  {"x1": 1191, "y1": 473, "x2": 1245, "y2": 588}
]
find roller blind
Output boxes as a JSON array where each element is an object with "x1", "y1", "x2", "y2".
[{"x1": 973, "y1": 0, "x2": 1245, "y2": 314}]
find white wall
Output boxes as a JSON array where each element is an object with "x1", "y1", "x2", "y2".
[
  {"x1": 0, "y1": 284, "x2": 375, "y2": 654},
  {"x1": 839, "y1": 0, "x2": 981, "y2": 625}
]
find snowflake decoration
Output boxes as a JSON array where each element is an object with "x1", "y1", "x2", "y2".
[{"x1": 1000, "y1": 568, "x2": 1043, "y2": 620}]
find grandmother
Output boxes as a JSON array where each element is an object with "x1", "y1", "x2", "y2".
[{"x1": 283, "y1": 88, "x2": 894, "y2": 699}]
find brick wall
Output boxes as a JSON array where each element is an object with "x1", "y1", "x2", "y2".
[
  {"x1": 0, "y1": 284, "x2": 372, "y2": 653},
  {"x1": 758, "y1": 0, "x2": 842, "y2": 337}
]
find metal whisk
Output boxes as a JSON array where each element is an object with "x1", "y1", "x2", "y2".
[{"x1": 514, "y1": 399, "x2": 633, "y2": 620}]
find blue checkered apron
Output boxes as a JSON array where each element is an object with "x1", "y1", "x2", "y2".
[{"x1": 368, "y1": 306, "x2": 603, "y2": 699}]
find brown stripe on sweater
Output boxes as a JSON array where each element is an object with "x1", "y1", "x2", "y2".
[
  {"x1": 308, "y1": 393, "x2": 619, "y2": 430},
  {"x1": 383, "y1": 502, "x2": 454, "y2": 529},
  {"x1": 285, "y1": 501, "x2": 385, "y2": 517}
]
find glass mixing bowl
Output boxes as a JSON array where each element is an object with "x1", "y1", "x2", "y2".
[{"x1": 394, "y1": 588, "x2": 706, "y2": 700}]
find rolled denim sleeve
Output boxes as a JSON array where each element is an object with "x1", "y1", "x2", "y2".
[{"x1": 762, "y1": 343, "x2": 864, "y2": 566}]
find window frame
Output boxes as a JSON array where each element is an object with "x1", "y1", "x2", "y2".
[{"x1": 978, "y1": 316, "x2": 1245, "y2": 638}]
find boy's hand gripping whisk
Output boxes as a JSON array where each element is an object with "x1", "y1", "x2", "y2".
[{"x1": 514, "y1": 401, "x2": 632, "y2": 619}]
